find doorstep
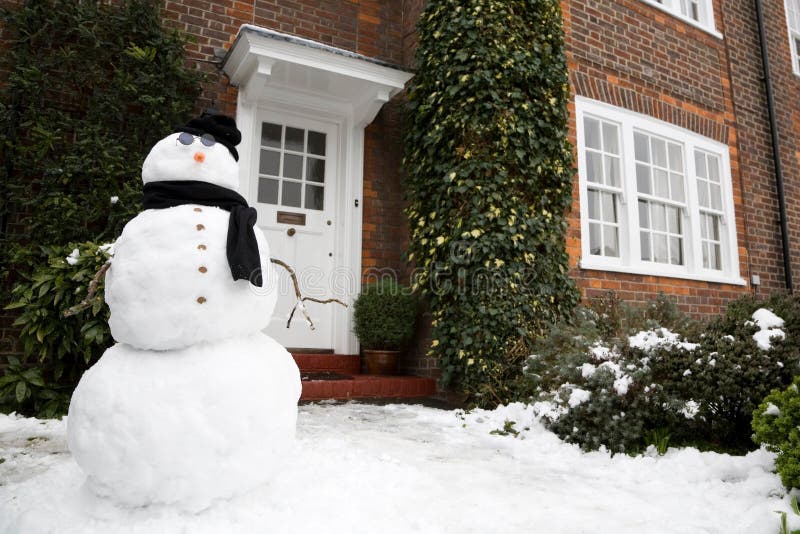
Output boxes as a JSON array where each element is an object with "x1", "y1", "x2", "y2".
[{"x1": 292, "y1": 353, "x2": 437, "y2": 401}]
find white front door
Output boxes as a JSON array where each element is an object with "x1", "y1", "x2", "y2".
[{"x1": 250, "y1": 111, "x2": 340, "y2": 350}]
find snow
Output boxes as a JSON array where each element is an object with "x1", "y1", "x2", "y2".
[
  {"x1": 109, "y1": 196, "x2": 119, "y2": 205},
  {"x1": 751, "y1": 309, "x2": 786, "y2": 350},
  {"x1": 628, "y1": 327, "x2": 698, "y2": 352},
  {"x1": 681, "y1": 400, "x2": 700, "y2": 419},
  {"x1": 613, "y1": 373, "x2": 634, "y2": 395},
  {"x1": 765, "y1": 402, "x2": 782, "y2": 416},
  {"x1": 567, "y1": 387, "x2": 591, "y2": 407},
  {"x1": 65, "y1": 248, "x2": 80, "y2": 266},
  {"x1": 67, "y1": 333, "x2": 300, "y2": 510},
  {"x1": 0, "y1": 402, "x2": 793, "y2": 534},
  {"x1": 142, "y1": 133, "x2": 240, "y2": 190}
]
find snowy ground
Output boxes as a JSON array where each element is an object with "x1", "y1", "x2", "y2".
[{"x1": 0, "y1": 401, "x2": 795, "y2": 534}]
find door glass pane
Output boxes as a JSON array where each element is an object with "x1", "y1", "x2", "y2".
[
  {"x1": 259, "y1": 149, "x2": 280, "y2": 176},
  {"x1": 634, "y1": 132, "x2": 649, "y2": 162},
  {"x1": 283, "y1": 154, "x2": 303, "y2": 179},
  {"x1": 305, "y1": 185, "x2": 324, "y2": 211},
  {"x1": 307, "y1": 131, "x2": 326, "y2": 156},
  {"x1": 285, "y1": 127, "x2": 305, "y2": 152},
  {"x1": 306, "y1": 158, "x2": 325, "y2": 183},
  {"x1": 261, "y1": 123, "x2": 282, "y2": 148},
  {"x1": 281, "y1": 181, "x2": 301, "y2": 208},
  {"x1": 257, "y1": 178, "x2": 279, "y2": 204},
  {"x1": 584, "y1": 117, "x2": 601, "y2": 150},
  {"x1": 586, "y1": 152, "x2": 603, "y2": 184}
]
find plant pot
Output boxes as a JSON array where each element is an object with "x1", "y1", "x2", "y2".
[{"x1": 362, "y1": 349, "x2": 400, "y2": 375}]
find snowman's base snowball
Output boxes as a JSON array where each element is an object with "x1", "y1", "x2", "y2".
[{"x1": 67, "y1": 333, "x2": 300, "y2": 511}]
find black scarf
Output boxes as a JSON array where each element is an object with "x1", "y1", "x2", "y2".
[{"x1": 142, "y1": 180, "x2": 263, "y2": 287}]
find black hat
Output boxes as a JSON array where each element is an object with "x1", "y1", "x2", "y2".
[{"x1": 176, "y1": 112, "x2": 242, "y2": 161}]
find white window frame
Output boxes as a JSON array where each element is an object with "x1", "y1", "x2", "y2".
[
  {"x1": 785, "y1": 0, "x2": 800, "y2": 75},
  {"x1": 639, "y1": 0, "x2": 722, "y2": 38},
  {"x1": 576, "y1": 97, "x2": 744, "y2": 285}
]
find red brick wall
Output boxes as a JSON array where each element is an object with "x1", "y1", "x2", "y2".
[
  {"x1": 722, "y1": 0, "x2": 800, "y2": 293},
  {"x1": 564, "y1": 0, "x2": 759, "y2": 316}
]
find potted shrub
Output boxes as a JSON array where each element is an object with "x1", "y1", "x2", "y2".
[{"x1": 353, "y1": 279, "x2": 417, "y2": 375}]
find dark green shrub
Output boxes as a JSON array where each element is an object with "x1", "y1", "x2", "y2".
[
  {"x1": 2, "y1": 243, "x2": 112, "y2": 417},
  {"x1": 353, "y1": 280, "x2": 418, "y2": 350},
  {"x1": 753, "y1": 378, "x2": 800, "y2": 489},
  {"x1": 527, "y1": 292, "x2": 800, "y2": 454},
  {"x1": 404, "y1": 0, "x2": 578, "y2": 406}
]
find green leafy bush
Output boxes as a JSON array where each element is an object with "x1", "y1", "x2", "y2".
[
  {"x1": 752, "y1": 378, "x2": 800, "y2": 490},
  {"x1": 527, "y1": 292, "x2": 800, "y2": 454},
  {"x1": 404, "y1": 0, "x2": 578, "y2": 406},
  {"x1": 353, "y1": 280, "x2": 418, "y2": 350},
  {"x1": 2, "y1": 243, "x2": 113, "y2": 417}
]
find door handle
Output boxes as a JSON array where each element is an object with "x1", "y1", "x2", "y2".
[{"x1": 287, "y1": 228, "x2": 296, "y2": 237}]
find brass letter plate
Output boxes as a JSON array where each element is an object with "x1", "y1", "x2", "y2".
[{"x1": 277, "y1": 211, "x2": 306, "y2": 225}]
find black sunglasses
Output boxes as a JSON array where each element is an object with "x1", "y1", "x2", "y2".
[{"x1": 177, "y1": 132, "x2": 216, "y2": 147}]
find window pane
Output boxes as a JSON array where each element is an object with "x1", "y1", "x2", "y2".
[
  {"x1": 653, "y1": 234, "x2": 668, "y2": 263},
  {"x1": 694, "y1": 151, "x2": 707, "y2": 179},
  {"x1": 636, "y1": 164, "x2": 651, "y2": 194},
  {"x1": 697, "y1": 181, "x2": 709, "y2": 208},
  {"x1": 710, "y1": 215, "x2": 720, "y2": 240},
  {"x1": 306, "y1": 157, "x2": 325, "y2": 183},
  {"x1": 588, "y1": 189, "x2": 600, "y2": 220},
  {"x1": 638, "y1": 200, "x2": 650, "y2": 229},
  {"x1": 711, "y1": 244, "x2": 721, "y2": 270},
  {"x1": 652, "y1": 138, "x2": 667, "y2": 168},
  {"x1": 584, "y1": 117, "x2": 601, "y2": 150},
  {"x1": 589, "y1": 223, "x2": 602, "y2": 255},
  {"x1": 605, "y1": 155, "x2": 620, "y2": 187},
  {"x1": 668, "y1": 143, "x2": 683, "y2": 172},
  {"x1": 670, "y1": 173, "x2": 685, "y2": 202},
  {"x1": 283, "y1": 154, "x2": 303, "y2": 179},
  {"x1": 700, "y1": 214, "x2": 709, "y2": 239},
  {"x1": 634, "y1": 132, "x2": 649, "y2": 162},
  {"x1": 281, "y1": 181, "x2": 301, "y2": 208},
  {"x1": 670, "y1": 237, "x2": 683, "y2": 265},
  {"x1": 285, "y1": 127, "x2": 305, "y2": 152},
  {"x1": 586, "y1": 151, "x2": 603, "y2": 183},
  {"x1": 652, "y1": 203, "x2": 667, "y2": 231},
  {"x1": 710, "y1": 184, "x2": 722, "y2": 210},
  {"x1": 259, "y1": 149, "x2": 280, "y2": 176},
  {"x1": 601, "y1": 192, "x2": 617, "y2": 223},
  {"x1": 668, "y1": 206, "x2": 681, "y2": 234},
  {"x1": 640, "y1": 231, "x2": 651, "y2": 261},
  {"x1": 702, "y1": 242, "x2": 709, "y2": 269},
  {"x1": 604, "y1": 226, "x2": 619, "y2": 257},
  {"x1": 261, "y1": 123, "x2": 282, "y2": 148},
  {"x1": 602, "y1": 122, "x2": 619, "y2": 154},
  {"x1": 305, "y1": 185, "x2": 324, "y2": 211},
  {"x1": 654, "y1": 169, "x2": 670, "y2": 198},
  {"x1": 257, "y1": 178, "x2": 279, "y2": 204},
  {"x1": 307, "y1": 131, "x2": 326, "y2": 156},
  {"x1": 707, "y1": 155, "x2": 720, "y2": 182}
]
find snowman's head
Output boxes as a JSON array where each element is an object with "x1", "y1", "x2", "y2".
[{"x1": 142, "y1": 113, "x2": 242, "y2": 191}]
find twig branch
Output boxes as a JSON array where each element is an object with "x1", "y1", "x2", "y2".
[
  {"x1": 270, "y1": 258, "x2": 347, "y2": 330},
  {"x1": 63, "y1": 261, "x2": 111, "y2": 317}
]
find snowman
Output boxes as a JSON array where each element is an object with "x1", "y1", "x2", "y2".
[{"x1": 66, "y1": 113, "x2": 301, "y2": 511}]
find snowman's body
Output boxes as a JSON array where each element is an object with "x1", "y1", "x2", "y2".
[{"x1": 67, "y1": 122, "x2": 301, "y2": 511}]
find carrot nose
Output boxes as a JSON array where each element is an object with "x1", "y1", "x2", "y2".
[{"x1": 193, "y1": 152, "x2": 205, "y2": 163}]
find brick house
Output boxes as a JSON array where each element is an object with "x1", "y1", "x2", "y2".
[{"x1": 4, "y1": 0, "x2": 800, "y2": 382}]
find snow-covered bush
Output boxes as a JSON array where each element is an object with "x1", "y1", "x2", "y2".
[
  {"x1": 526, "y1": 293, "x2": 800, "y2": 453},
  {"x1": 752, "y1": 377, "x2": 800, "y2": 490},
  {"x1": 2, "y1": 242, "x2": 113, "y2": 417}
]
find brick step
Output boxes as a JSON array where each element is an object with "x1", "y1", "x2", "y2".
[
  {"x1": 292, "y1": 353, "x2": 361, "y2": 374},
  {"x1": 300, "y1": 374, "x2": 437, "y2": 401}
]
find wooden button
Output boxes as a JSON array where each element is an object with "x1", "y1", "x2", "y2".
[
  {"x1": 198, "y1": 266, "x2": 207, "y2": 273},
  {"x1": 196, "y1": 296, "x2": 206, "y2": 304},
  {"x1": 197, "y1": 244, "x2": 207, "y2": 250},
  {"x1": 193, "y1": 207, "x2": 202, "y2": 212},
  {"x1": 196, "y1": 224, "x2": 205, "y2": 231}
]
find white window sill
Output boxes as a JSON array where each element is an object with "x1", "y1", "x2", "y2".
[
  {"x1": 579, "y1": 258, "x2": 747, "y2": 286},
  {"x1": 639, "y1": 0, "x2": 724, "y2": 40}
]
